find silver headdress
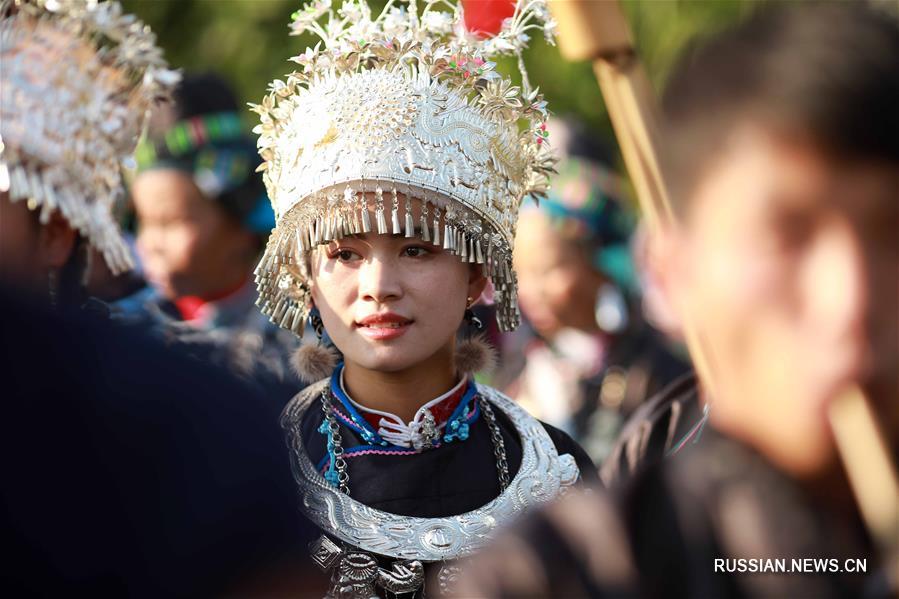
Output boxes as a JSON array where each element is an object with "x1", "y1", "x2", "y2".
[
  {"x1": 0, "y1": 0, "x2": 179, "y2": 274},
  {"x1": 252, "y1": 0, "x2": 557, "y2": 334}
]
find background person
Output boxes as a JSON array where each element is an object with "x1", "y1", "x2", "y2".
[
  {"x1": 120, "y1": 72, "x2": 300, "y2": 393},
  {"x1": 455, "y1": 3, "x2": 899, "y2": 597},
  {"x1": 0, "y1": 0, "x2": 176, "y2": 311},
  {"x1": 507, "y1": 118, "x2": 690, "y2": 462}
]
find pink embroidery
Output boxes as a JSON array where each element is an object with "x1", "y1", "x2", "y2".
[
  {"x1": 319, "y1": 446, "x2": 421, "y2": 475},
  {"x1": 332, "y1": 408, "x2": 360, "y2": 430}
]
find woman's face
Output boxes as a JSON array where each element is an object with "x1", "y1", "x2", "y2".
[
  {"x1": 310, "y1": 198, "x2": 486, "y2": 374},
  {"x1": 514, "y1": 210, "x2": 604, "y2": 337}
]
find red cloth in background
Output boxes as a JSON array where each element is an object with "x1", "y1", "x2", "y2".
[{"x1": 463, "y1": 0, "x2": 516, "y2": 37}]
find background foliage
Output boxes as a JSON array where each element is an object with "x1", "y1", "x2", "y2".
[{"x1": 123, "y1": 0, "x2": 752, "y2": 167}]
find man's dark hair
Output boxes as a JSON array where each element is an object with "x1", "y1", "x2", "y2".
[{"x1": 660, "y1": 2, "x2": 899, "y2": 210}]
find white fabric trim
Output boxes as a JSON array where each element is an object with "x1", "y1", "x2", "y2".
[{"x1": 339, "y1": 370, "x2": 467, "y2": 448}]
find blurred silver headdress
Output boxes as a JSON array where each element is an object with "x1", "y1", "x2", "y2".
[
  {"x1": 0, "y1": 0, "x2": 179, "y2": 274},
  {"x1": 253, "y1": 0, "x2": 557, "y2": 335}
]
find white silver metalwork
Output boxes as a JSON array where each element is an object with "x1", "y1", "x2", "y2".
[
  {"x1": 281, "y1": 381, "x2": 580, "y2": 563},
  {"x1": 251, "y1": 0, "x2": 559, "y2": 336},
  {"x1": 315, "y1": 542, "x2": 424, "y2": 599},
  {"x1": 0, "y1": 0, "x2": 178, "y2": 274}
]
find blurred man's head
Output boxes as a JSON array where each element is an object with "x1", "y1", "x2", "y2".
[
  {"x1": 651, "y1": 3, "x2": 899, "y2": 475},
  {"x1": 132, "y1": 74, "x2": 272, "y2": 301},
  {"x1": 0, "y1": 192, "x2": 77, "y2": 295}
]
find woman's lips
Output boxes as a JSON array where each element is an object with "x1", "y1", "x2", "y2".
[{"x1": 355, "y1": 313, "x2": 413, "y2": 341}]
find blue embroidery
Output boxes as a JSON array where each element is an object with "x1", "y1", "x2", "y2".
[
  {"x1": 443, "y1": 384, "x2": 479, "y2": 444},
  {"x1": 328, "y1": 364, "x2": 388, "y2": 446},
  {"x1": 323, "y1": 363, "x2": 483, "y2": 456},
  {"x1": 316, "y1": 420, "x2": 340, "y2": 487}
]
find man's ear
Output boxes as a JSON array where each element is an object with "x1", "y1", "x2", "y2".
[
  {"x1": 639, "y1": 225, "x2": 685, "y2": 339},
  {"x1": 37, "y1": 211, "x2": 77, "y2": 270},
  {"x1": 467, "y1": 264, "x2": 488, "y2": 303}
]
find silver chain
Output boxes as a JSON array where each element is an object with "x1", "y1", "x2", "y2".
[
  {"x1": 320, "y1": 388, "x2": 510, "y2": 495},
  {"x1": 478, "y1": 397, "x2": 510, "y2": 491},
  {"x1": 320, "y1": 389, "x2": 350, "y2": 495}
]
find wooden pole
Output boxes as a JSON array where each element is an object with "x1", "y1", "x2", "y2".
[
  {"x1": 549, "y1": 0, "x2": 899, "y2": 577},
  {"x1": 549, "y1": 0, "x2": 717, "y2": 391}
]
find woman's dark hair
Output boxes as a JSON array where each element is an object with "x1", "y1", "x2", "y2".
[{"x1": 660, "y1": 2, "x2": 899, "y2": 210}]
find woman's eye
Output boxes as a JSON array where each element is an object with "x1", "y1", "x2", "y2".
[
  {"x1": 403, "y1": 246, "x2": 430, "y2": 258},
  {"x1": 331, "y1": 248, "x2": 360, "y2": 262}
]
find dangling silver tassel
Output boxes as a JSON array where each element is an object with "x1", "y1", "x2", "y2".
[
  {"x1": 290, "y1": 306, "x2": 306, "y2": 333},
  {"x1": 334, "y1": 210, "x2": 347, "y2": 239},
  {"x1": 375, "y1": 186, "x2": 388, "y2": 234},
  {"x1": 460, "y1": 233, "x2": 468, "y2": 260},
  {"x1": 468, "y1": 237, "x2": 476, "y2": 263},
  {"x1": 404, "y1": 196, "x2": 414, "y2": 237},
  {"x1": 443, "y1": 217, "x2": 453, "y2": 250},
  {"x1": 322, "y1": 214, "x2": 333, "y2": 242},
  {"x1": 359, "y1": 191, "x2": 372, "y2": 233},
  {"x1": 475, "y1": 238, "x2": 484, "y2": 264},
  {"x1": 280, "y1": 306, "x2": 296, "y2": 329},
  {"x1": 296, "y1": 227, "x2": 306, "y2": 253},
  {"x1": 312, "y1": 217, "x2": 321, "y2": 245},
  {"x1": 486, "y1": 237, "x2": 494, "y2": 275},
  {"x1": 285, "y1": 231, "x2": 297, "y2": 264},
  {"x1": 391, "y1": 187, "x2": 401, "y2": 235},
  {"x1": 432, "y1": 209, "x2": 440, "y2": 246},
  {"x1": 420, "y1": 201, "x2": 430, "y2": 242}
]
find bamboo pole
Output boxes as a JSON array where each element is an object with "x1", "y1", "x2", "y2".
[
  {"x1": 548, "y1": 0, "x2": 899, "y2": 577},
  {"x1": 549, "y1": 0, "x2": 716, "y2": 391}
]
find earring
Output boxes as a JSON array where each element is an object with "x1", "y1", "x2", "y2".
[
  {"x1": 454, "y1": 297, "x2": 496, "y2": 375},
  {"x1": 47, "y1": 268, "x2": 59, "y2": 309},
  {"x1": 594, "y1": 283, "x2": 629, "y2": 334},
  {"x1": 290, "y1": 308, "x2": 339, "y2": 382}
]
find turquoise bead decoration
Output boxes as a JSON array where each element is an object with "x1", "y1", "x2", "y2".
[{"x1": 318, "y1": 416, "x2": 340, "y2": 488}]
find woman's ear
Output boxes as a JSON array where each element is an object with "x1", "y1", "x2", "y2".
[
  {"x1": 467, "y1": 264, "x2": 488, "y2": 304},
  {"x1": 37, "y1": 211, "x2": 77, "y2": 270}
]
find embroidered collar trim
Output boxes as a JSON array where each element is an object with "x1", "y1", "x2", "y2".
[{"x1": 329, "y1": 364, "x2": 477, "y2": 450}]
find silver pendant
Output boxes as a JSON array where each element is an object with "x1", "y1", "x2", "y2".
[
  {"x1": 436, "y1": 563, "x2": 462, "y2": 596},
  {"x1": 412, "y1": 409, "x2": 439, "y2": 452},
  {"x1": 311, "y1": 535, "x2": 424, "y2": 599}
]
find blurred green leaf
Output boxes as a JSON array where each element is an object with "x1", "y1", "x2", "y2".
[{"x1": 124, "y1": 0, "x2": 749, "y2": 177}]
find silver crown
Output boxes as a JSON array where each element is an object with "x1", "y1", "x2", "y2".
[
  {"x1": 0, "y1": 0, "x2": 178, "y2": 274},
  {"x1": 253, "y1": 0, "x2": 557, "y2": 334}
]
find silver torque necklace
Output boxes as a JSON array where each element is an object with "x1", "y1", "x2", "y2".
[
  {"x1": 283, "y1": 381, "x2": 579, "y2": 563},
  {"x1": 318, "y1": 385, "x2": 511, "y2": 496}
]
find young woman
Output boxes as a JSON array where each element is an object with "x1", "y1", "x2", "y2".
[{"x1": 252, "y1": 2, "x2": 596, "y2": 596}]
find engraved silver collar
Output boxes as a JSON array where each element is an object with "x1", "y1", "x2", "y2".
[{"x1": 281, "y1": 381, "x2": 580, "y2": 562}]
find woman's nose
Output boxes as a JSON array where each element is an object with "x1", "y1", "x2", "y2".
[{"x1": 358, "y1": 255, "x2": 403, "y2": 303}]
